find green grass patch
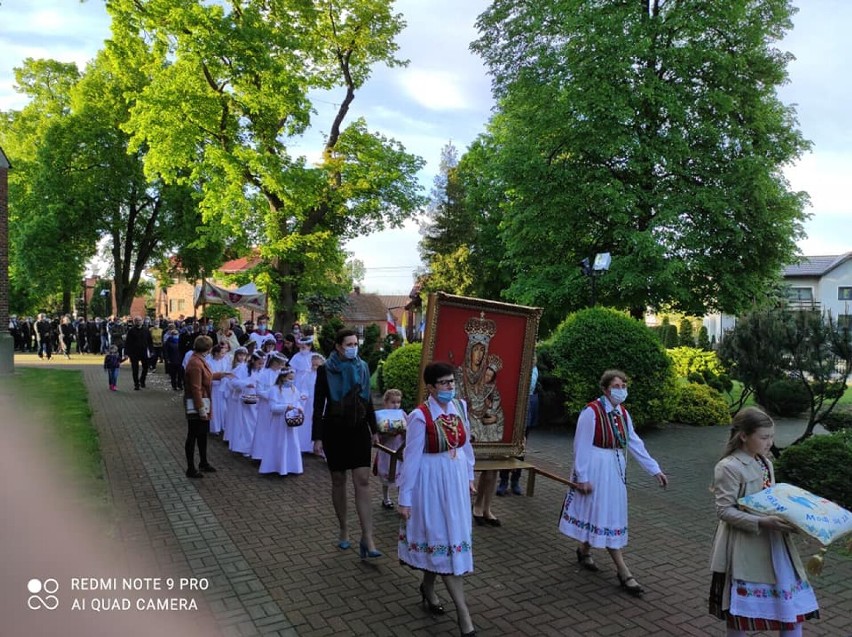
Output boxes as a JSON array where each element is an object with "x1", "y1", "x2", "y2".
[{"x1": 9, "y1": 368, "x2": 104, "y2": 488}]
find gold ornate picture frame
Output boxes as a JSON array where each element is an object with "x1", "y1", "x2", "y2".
[{"x1": 419, "y1": 292, "x2": 542, "y2": 459}]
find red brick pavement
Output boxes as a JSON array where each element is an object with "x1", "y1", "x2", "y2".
[{"x1": 9, "y1": 357, "x2": 852, "y2": 636}]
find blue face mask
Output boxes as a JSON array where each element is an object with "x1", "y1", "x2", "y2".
[
  {"x1": 436, "y1": 389, "x2": 455, "y2": 403},
  {"x1": 258, "y1": 324, "x2": 267, "y2": 332},
  {"x1": 343, "y1": 345, "x2": 358, "y2": 360},
  {"x1": 609, "y1": 387, "x2": 628, "y2": 405}
]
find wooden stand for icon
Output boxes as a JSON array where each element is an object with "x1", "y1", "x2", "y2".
[{"x1": 374, "y1": 443, "x2": 577, "y2": 497}]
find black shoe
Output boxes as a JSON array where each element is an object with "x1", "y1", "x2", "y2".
[
  {"x1": 419, "y1": 583, "x2": 445, "y2": 615},
  {"x1": 483, "y1": 516, "x2": 501, "y2": 527},
  {"x1": 134, "y1": 386, "x2": 140, "y2": 391},
  {"x1": 186, "y1": 469, "x2": 204, "y2": 479},
  {"x1": 617, "y1": 573, "x2": 643, "y2": 596},
  {"x1": 576, "y1": 547, "x2": 599, "y2": 572},
  {"x1": 199, "y1": 464, "x2": 217, "y2": 473},
  {"x1": 472, "y1": 514, "x2": 486, "y2": 526},
  {"x1": 140, "y1": 382, "x2": 145, "y2": 388}
]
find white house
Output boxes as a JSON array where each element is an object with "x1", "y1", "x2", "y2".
[
  {"x1": 703, "y1": 251, "x2": 852, "y2": 343},
  {"x1": 781, "y1": 252, "x2": 852, "y2": 326}
]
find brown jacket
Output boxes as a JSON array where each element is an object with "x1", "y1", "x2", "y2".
[
  {"x1": 185, "y1": 353, "x2": 213, "y2": 421},
  {"x1": 709, "y1": 449, "x2": 807, "y2": 601}
]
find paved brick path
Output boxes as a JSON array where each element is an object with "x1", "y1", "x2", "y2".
[{"x1": 12, "y1": 356, "x2": 852, "y2": 635}]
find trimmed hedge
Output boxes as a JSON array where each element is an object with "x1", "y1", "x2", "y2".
[
  {"x1": 776, "y1": 430, "x2": 852, "y2": 510},
  {"x1": 820, "y1": 405, "x2": 852, "y2": 433},
  {"x1": 380, "y1": 343, "x2": 423, "y2": 411},
  {"x1": 546, "y1": 307, "x2": 677, "y2": 427},
  {"x1": 763, "y1": 379, "x2": 810, "y2": 417},
  {"x1": 672, "y1": 383, "x2": 731, "y2": 427},
  {"x1": 667, "y1": 346, "x2": 725, "y2": 379}
]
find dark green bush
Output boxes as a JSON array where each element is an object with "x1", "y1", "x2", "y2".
[
  {"x1": 763, "y1": 379, "x2": 810, "y2": 417},
  {"x1": 672, "y1": 383, "x2": 731, "y2": 427},
  {"x1": 776, "y1": 430, "x2": 852, "y2": 510},
  {"x1": 820, "y1": 405, "x2": 852, "y2": 433},
  {"x1": 687, "y1": 372, "x2": 705, "y2": 384},
  {"x1": 381, "y1": 343, "x2": 423, "y2": 411},
  {"x1": 546, "y1": 307, "x2": 677, "y2": 427}
]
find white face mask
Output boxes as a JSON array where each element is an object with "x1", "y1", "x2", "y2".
[{"x1": 608, "y1": 387, "x2": 628, "y2": 405}]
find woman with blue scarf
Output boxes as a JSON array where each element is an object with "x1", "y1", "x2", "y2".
[{"x1": 313, "y1": 329, "x2": 381, "y2": 558}]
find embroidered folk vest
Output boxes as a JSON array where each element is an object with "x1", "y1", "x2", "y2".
[
  {"x1": 587, "y1": 399, "x2": 629, "y2": 450},
  {"x1": 416, "y1": 401, "x2": 468, "y2": 454}
]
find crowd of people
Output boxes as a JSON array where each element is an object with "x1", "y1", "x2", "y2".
[{"x1": 14, "y1": 309, "x2": 823, "y2": 636}]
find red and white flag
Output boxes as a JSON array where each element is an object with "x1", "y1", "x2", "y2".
[{"x1": 386, "y1": 310, "x2": 397, "y2": 334}]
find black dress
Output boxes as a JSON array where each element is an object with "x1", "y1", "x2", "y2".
[{"x1": 312, "y1": 364, "x2": 376, "y2": 472}]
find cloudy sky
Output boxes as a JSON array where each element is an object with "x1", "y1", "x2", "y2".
[{"x1": 1, "y1": 0, "x2": 848, "y2": 294}]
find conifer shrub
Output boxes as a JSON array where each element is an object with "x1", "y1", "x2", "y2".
[
  {"x1": 763, "y1": 378, "x2": 811, "y2": 417},
  {"x1": 776, "y1": 430, "x2": 852, "y2": 510},
  {"x1": 381, "y1": 343, "x2": 423, "y2": 411},
  {"x1": 546, "y1": 307, "x2": 677, "y2": 428}
]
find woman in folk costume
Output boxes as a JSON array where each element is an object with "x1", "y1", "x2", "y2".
[
  {"x1": 398, "y1": 362, "x2": 477, "y2": 637},
  {"x1": 228, "y1": 351, "x2": 264, "y2": 457},
  {"x1": 257, "y1": 366, "x2": 305, "y2": 476},
  {"x1": 709, "y1": 408, "x2": 818, "y2": 636},
  {"x1": 558, "y1": 369, "x2": 668, "y2": 597},
  {"x1": 207, "y1": 343, "x2": 232, "y2": 436},
  {"x1": 222, "y1": 347, "x2": 248, "y2": 443},
  {"x1": 289, "y1": 329, "x2": 318, "y2": 453},
  {"x1": 250, "y1": 352, "x2": 288, "y2": 461}
]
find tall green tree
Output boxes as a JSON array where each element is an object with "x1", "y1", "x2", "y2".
[
  {"x1": 1, "y1": 59, "x2": 84, "y2": 313},
  {"x1": 2, "y1": 53, "x2": 218, "y2": 316},
  {"x1": 419, "y1": 137, "x2": 511, "y2": 303},
  {"x1": 106, "y1": 0, "x2": 425, "y2": 330},
  {"x1": 472, "y1": 0, "x2": 810, "y2": 323}
]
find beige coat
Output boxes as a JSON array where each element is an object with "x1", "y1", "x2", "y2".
[{"x1": 709, "y1": 449, "x2": 807, "y2": 609}]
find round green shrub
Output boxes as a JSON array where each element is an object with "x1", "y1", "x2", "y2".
[
  {"x1": 776, "y1": 430, "x2": 852, "y2": 510},
  {"x1": 820, "y1": 405, "x2": 852, "y2": 433},
  {"x1": 547, "y1": 307, "x2": 677, "y2": 427},
  {"x1": 672, "y1": 383, "x2": 731, "y2": 427},
  {"x1": 380, "y1": 343, "x2": 423, "y2": 411},
  {"x1": 763, "y1": 379, "x2": 810, "y2": 417},
  {"x1": 667, "y1": 346, "x2": 725, "y2": 379}
]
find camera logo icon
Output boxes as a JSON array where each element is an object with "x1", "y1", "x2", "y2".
[{"x1": 27, "y1": 578, "x2": 59, "y2": 610}]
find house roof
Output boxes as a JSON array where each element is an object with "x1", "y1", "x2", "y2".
[
  {"x1": 0, "y1": 145, "x2": 10, "y2": 169},
  {"x1": 345, "y1": 291, "x2": 387, "y2": 322},
  {"x1": 378, "y1": 295, "x2": 410, "y2": 311},
  {"x1": 783, "y1": 252, "x2": 852, "y2": 278},
  {"x1": 219, "y1": 255, "x2": 262, "y2": 274}
]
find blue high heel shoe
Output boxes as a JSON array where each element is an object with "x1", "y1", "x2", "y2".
[
  {"x1": 337, "y1": 539, "x2": 351, "y2": 550},
  {"x1": 359, "y1": 540, "x2": 382, "y2": 559}
]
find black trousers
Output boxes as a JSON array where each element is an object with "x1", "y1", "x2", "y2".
[
  {"x1": 185, "y1": 416, "x2": 210, "y2": 470},
  {"x1": 129, "y1": 356, "x2": 148, "y2": 388}
]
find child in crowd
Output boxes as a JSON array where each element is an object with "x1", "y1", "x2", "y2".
[
  {"x1": 103, "y1": 345, "x2": 127, "y2": 391},
  {"x1": 709, "y1": 407, "x2": 819, "y2": 636},
  {"x1": 373, "y1": 388, "x2": 407, "y2": 509}
]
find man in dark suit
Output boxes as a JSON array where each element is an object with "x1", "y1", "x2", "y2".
[{"x1": 124, "y1": 316, "x2": 154, "y2": 390}]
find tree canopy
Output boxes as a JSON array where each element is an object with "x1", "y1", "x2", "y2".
[
  {"x1": 106, "y1": 0, "x2": 425, "y2": 329},
  {"x1": 470, "y1": 0, "x2": 811, "y2": 327}
]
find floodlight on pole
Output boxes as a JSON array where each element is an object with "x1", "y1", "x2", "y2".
[{"x1": 579, "y1": 252, "x2": 612, "y2": 306}]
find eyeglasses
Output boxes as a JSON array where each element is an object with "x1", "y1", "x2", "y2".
[{"x1": 435, "y1": 378, "x2": 455, "y2": 387}]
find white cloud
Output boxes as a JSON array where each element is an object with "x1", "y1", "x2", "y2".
[{"x1": 396, "y1": 69, "x2": 474, "y2": 111}]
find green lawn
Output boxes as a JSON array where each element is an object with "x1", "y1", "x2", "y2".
[{"x1": 8, "y1": 368, "x2": 107, "y2": 505}]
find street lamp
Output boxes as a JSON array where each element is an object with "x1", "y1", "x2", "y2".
[
  {"x1": 100, "y1": 289, "x2": 110, "y2": 318},
  {"x1": 579, "y1": 252, "x2": 611, "y2": 307}
]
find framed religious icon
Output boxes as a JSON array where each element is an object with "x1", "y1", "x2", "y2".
[{"x1": 419, "y1": 292, "x2": 542, "y2": 459}]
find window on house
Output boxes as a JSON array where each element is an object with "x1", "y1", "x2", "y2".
[
  {"x1": 839, "y1": 287, "x2": 852, "y2": 301},
  {"x1": 787, "y1": 287, "x2": 813, "y2": 302}
]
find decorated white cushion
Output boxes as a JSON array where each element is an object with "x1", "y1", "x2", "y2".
[
  {"x1": 375, "y1": 408, "x2": 407, "y2": 435},
  {"x1": 738, "y1": 483, "x2": 852, "y2": 546}
]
